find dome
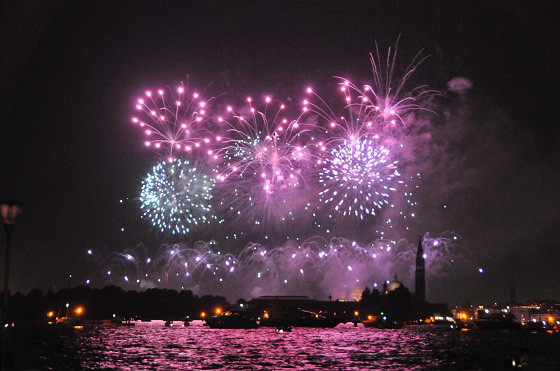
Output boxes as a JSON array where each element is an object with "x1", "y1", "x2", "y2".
[{"x1": 387, "y1": 274, "x2": 402, "y2": 292}]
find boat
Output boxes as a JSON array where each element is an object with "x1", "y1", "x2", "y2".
[
  {"x1": 473, "y1": 313, "x2": 521, "y2": 331},
  {"x1": 363, "y1": 320, "x2": 403, "y2": 329},
  {"x1": 259, "y1": 308, "x2": 340, "y2": 328},
  {"x1": 522, "y1": 321, "x2": 558, "y2": 333},
  {"x1": 103, "y1": 317, "x2": 135, "y2": 327},
  {"x1": 54, "y1": 317, "x2": 82, "y2": 327},
  {"x1": 103, "y1": 319, "x2": 121, "y2": 327},
  {"x1": 205, "y1": 310, "x2": 259, "y2": 329},
  {"x1": 50, "y1": 303, "x2": 85, "y2": 327},
  {"x1": 404, "y1": 316, "x2": 456, "y2": 331},
  {"x1": 275, "y1": 325, "x2": 292, "y2": 333},
  {"x1": 362, "y1": 316, "x2": 403, "y2": 329}
]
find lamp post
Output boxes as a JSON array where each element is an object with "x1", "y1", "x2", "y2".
[
  {"x1": 1, "y1": 200, "x2": 23, "y2": 327},
  {"x1": 1, "y1": 200, "x2": 23, "y2": 368}
]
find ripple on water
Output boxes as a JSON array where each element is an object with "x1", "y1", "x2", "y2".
[{"x1": 9, "y1": 321, "x2": 560, "y2": 369}]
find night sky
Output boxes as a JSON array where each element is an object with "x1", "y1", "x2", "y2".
[{"x1": 1, "y1": 1, "x2": 558, "y2": 303}]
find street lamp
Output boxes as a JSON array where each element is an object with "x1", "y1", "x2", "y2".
[
  {"x1": 1, "y1": 200, "x2": 23, "y2": 327},
  {"x1": 1, "y1": 199, "x2": 23, "y2": 369}
]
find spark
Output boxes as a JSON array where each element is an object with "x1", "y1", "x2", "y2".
[
  {"x1": 140, "y1": 159, "x2": 216, "y2": 234},
  {"x1": 131, "y1": 83, "x2": 216, "y2": 158},
  {"x1": 319, "y1": 137, "x2": 401, "y2": 219}
]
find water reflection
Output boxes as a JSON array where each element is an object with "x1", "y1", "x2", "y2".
[{"x1": 12, "y1": 321, "x2": 560, "y2": 369}]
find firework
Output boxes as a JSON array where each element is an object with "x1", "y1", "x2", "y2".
[
  {"x1": 318, "y1": 136, "x2": 402, "y2": 219},
  {"x1": 98, "y1": 41, "x2": 485, "y2": 300},
  {"x1": 329, "y1": 41, "x2": 438, "y2": 133},
  {"x1": 301, "y1": 40, "x2": 437, "y2": 153},
  {"x1": 215, "y1": 96, "x2": 315, "y2": 181},
  {"x1": 417, "y1": 233, "x2": 473, "y2": 277},
  {"x1": 140, "y1": 159, "x2": 216, "y2": 234},
  {"x1": 130, "y1": 83, "x2": 216, "y2": 161},
  {"x1": 213, "y1": 96, "x2": 318, "y2": 230},
  {"x1": 302, "y1": 83, "x2": 377, "y2": 148},
  {"x1": 361, "y1": 41, "x2": 438, "y2": 127},
  {"x1": 84, "y1": 232, "x2": 472, "y2": 300}
]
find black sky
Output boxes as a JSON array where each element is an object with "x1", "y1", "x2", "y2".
[{"x1": 1, "y1": 1, "x2": 558, "y2": 303}]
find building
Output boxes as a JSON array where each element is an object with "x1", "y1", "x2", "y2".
[
  {"x1": 415, "y1": 236, "x2": 426, "y2": 304},
  {"x1": 247, "y1": 295, "x2": 360, "y2": 322},
  {"x1": 383, "y1": 274, "x2": 403, "y2": 294},
  {"x1": 510, "y1": 305, "x2": 560, "y2": 324},
  {"x1": 382, "y1": 236, "x2": 425, "y2": 301},
  {"x1": 377, "y1": 237, "x2": 448, "y2": 319}
]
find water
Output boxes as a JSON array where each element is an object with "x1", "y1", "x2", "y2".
[{"x1": 9, "y1": 321, "x2": 560, "y2": 369}]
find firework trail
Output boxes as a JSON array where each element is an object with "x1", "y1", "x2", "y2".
[
  {"x1": 361, "y1": 40, "x2": 438, "y2": 128},
  {"x1": 130, "y1": 83, "x2": 217, "y2": 162},
  {"x1": 302, "y1": 92, "x2": 412, "y2": 224},
  {"x1": 295, "y1": 41, "x2": 437, "y2": 226},
  {"x1": 97, "y1": 42, "x2": 491, "y2": 301},
  {"x1": 120, "y1": 44, "x2": 467, "y2": 280},
  {"x1": 301, "y1": 39, "x2": 437, "y2": 149},
  {"x1": 140, "y1": 159, "x2": 216, "y2": 235},
  {"x1": 214, "y1": 95, "x2": 315, "y2": 182},
  {"x1": 212, "y1": 95, "x2": 320, "y2": 231},
  {"x1": 84, "y1": 232, "x2": 477, "y2": 300},
  {"x1": 318, "y1": 137, "x2": 402, "y2": 219}
]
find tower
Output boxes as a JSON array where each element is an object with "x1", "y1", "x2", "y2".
[
  {"x1": 509, "y1": 284, "x2": 517, "y2": 305},
  {"x1": 415, "y1": 236, "x2": 426, "y2": 303}
]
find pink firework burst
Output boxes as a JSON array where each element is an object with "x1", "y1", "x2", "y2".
[
  {"x1": 341, "y1": 39, "x2": 439, "y2": 130},
  {"x1": 214, "y1": 95, "x2": 317, "y2": 186},
  {"x1": 302, "y1": 40, "x2": 437, "y2": 153},
  {"x1": 130, "y1": 83, "x2": 217, "y2": 162},
  {"x1": 213, "y1": 95, "x2": 319, "y2": 230}
]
